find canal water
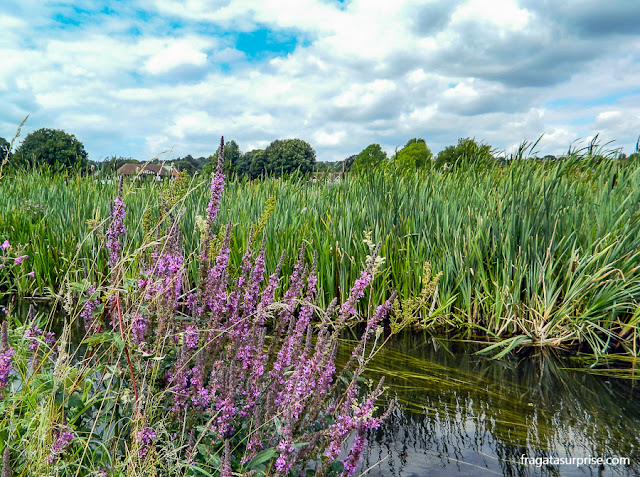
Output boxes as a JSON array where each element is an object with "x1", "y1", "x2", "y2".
[{"x1": 352, "y1": 332, "x2": 640, "y2": 477}]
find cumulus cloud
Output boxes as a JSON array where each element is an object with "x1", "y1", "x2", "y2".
[{"x1": 1, "y1": 0, "x2": 640, "y2": 162}]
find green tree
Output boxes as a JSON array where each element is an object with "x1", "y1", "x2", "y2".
[
  {"x1": 352, "y1": 144, "x2": 387, "y2": 172},
  {"x1": 393, "y1": 138, "x2": 433, "y2": 172},
  {"x1": 265, "y1": 139, "x2": 316, "y2": 177},
  {"x1": 204, "y1": 140, "x2": 242, "y2": 176},
  {"x1": 247, "y1": 149, "x2": 268, "y2": 179},
  {"x1": 436, "y1": 137, "x2": 495, "y2": 169},
  {"x1": 103, "y1": 156, "x2": 140, "y2": 174},
  {"x1": 13, "y1": 128, "x2": 88, "y2": 169},
  {"x1": 170, "y1": 154, "x2": 207, "y2": 175},
  {"x1": 0, "y1": 137, "x2": 10, "y2": 162}
]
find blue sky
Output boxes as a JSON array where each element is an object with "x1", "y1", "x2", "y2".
[{"x1": 2, "y1": 0, "x2": 640, "y2": 162}]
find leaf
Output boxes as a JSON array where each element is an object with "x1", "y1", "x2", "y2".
[{"x1": 245, "y1": 447, "x2": 277, "y2": 469}]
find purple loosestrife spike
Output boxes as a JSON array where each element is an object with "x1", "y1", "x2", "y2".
[
  {"x1": 344, "y1": 291, "x2": 397, "y2": 372},
  {"x1": 206, "y1": 137, "x2": 226, "y2": 236},
  {"x1": 136, "y1": 426, "x2": 156, "y2": 458},
  {"x1": 0, "y1": 322, "x2": 13, "y2": 391},
  {"x1": 341, "y1": 429, "x2": 366, "y2": 477},
  {"x1": 81, "y1": 286, "x2": 100, "y2": 334},
  {"x1": 106, "y1": 180, "x2": 126, "y2": 269},
  {"x1": 46, "y1": 426, "x2": 74, "y2": 463}
]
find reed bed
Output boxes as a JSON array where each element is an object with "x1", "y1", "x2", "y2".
[{"x1": 1, "y1": 155, "x2": 640, "y2": 355}]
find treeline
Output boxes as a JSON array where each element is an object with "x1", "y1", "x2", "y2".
[{"x1": 2, "y1": 128, "x2": 638, "y2": 178}]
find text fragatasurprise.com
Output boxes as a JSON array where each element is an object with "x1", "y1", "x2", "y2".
[{"x1": 520, "y1": 455, "x2": 630, "y2": 467}]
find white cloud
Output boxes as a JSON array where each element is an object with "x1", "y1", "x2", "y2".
[
  {"x1": 2, "y1": 0, "x2": 640, "y2": 163},
  {"x1": 144, "y1": 39, "x2": 210, "y2": 74}
]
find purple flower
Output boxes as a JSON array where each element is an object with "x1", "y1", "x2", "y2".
[
  {"x1": 106, "y1": 193, "x2": 126, "y2": 268},
  {"x1": 27, "y1": 271, "x2": 35, "y2": 278},
  {"x1": 81, "y1": 286, "x2": 100, "y2": 334},
  {"x1": 13, "y1": 255, "x2": 28, "y2": 265},
  {"x1": 0, "y1": 347, "x2": 14, "y2": 390},
  {"x1": 184, "y1": 325, "x2": 199, "y2": 349},
  {"x1": 342, "y1": 429, "x2": 367, "y2": 477},
  {"x1": 0, "y1": 321, "x2": 13, "y2": 390},
  {"x1": 0, "y1": 240, "x2": 9, "y2": 251},
  {"x1": 131, "y1": 313, "x2": 147, "y2": 344},
  {"x1": 136, "y1": 426, "x2": 156, "y2": 458},
  {"x1": 205, "y1": 137, "x2": 226, "y2": 235},
  {"x1": 46, "y1": 426, "x2": 74, "y2": 463}
]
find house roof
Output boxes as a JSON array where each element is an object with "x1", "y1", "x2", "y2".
[{"x1": 117, "y1": 163, "x2": 179, "y2": 177}]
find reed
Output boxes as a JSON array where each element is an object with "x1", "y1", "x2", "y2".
[{"x1": 1, "y1": 153, "x2": 639, "y2": 355}]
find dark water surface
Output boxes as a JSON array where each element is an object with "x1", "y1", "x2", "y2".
[{"x1": 351, "y1": 333, "x2": 640, "y2": 477}]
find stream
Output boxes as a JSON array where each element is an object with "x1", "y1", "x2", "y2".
[{"x1": 352, "y1": 332, "x2": 639, "y2": 477}]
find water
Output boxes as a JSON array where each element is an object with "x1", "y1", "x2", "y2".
[{"x1": 353, "y1": 332, "x2": 640, "y2": 477}]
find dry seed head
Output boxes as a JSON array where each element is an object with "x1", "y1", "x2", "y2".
[
  {"x1": 1, "y1": 321, "x2": 8, "y2": 351},
  {"x1": 2, "y1": 446, "x2": 11, "y2": 477}
]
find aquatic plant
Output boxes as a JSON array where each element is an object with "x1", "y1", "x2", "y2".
[{"x1": 1, "y1": 139, "x2": 640, "y2": 356}]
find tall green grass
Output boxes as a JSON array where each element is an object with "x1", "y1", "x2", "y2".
[{"x1": 2, "y1": 156, "x2": 640, "y2": 355}]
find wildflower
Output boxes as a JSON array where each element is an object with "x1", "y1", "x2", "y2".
[
  {"x1": 205, "y1": 136, "x2": 225, "y2": 236},
  {"x1": 221, "y1": 439, "x2": 232, "y2": 477},
  {"x1": 13, "y1": 255, "x2": 28, "y2": 265},
  {"x1": 135, "y1": 426, "x2": 156, "y2": 458},
  {"x1": 81, "y1": 286, "x2": 100, "y2": 334},
  {"x1": 342, "y1": 429, "x2": 367, "y2": 477},
  {"x1": 27, "y1": 271, "x2": 35, "y2": 278},
  {"x1": 106, "y1": 180, "x2": 126, "y2": 268},
  {"x1": 0, "y1": 240, "x2": 9, "y2": 251},
  {"x1": 184, "y1": 325, "x2": 199, "y2": 349},
  {"x1": 130, "y1": 313, "x2": 147, "y2": 344},
  {"x1": 0, "y1": 321, "x2": 14, "y2": 390},
  {"x1": 46, "y1": 426, "x2": 74, "y2": 463}
]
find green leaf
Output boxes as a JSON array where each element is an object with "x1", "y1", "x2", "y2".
[{"x1": 245, "y1": 447, "x2": 277, "y2": 469}]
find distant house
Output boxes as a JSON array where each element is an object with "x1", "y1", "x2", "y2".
[{"x1": 117, "y1": 163, "x2": 179, "y2": 180}]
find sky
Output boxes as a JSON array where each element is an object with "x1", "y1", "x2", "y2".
[{"x1": 2, "y1": 0, "x2": 640, "y2": 162}]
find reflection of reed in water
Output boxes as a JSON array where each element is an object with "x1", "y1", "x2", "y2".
[{"x1": 337, "y1": 332, "x2": 640, "y2": 477}]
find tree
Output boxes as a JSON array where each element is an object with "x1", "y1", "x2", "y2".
[
  {"x1": 351, "y1": 144, "x2": 387, "y2": 172},
  {"x1": 265, "y1": 139, "x2": 316, "y2": 177},
  {"x1": 103, "y1": 156, "x2": 140, "y2": 174},
  {"x1": 0, "y1": 137, "x2": 10, "y2": 161},
  {"x1": 204, "y1": 140, "x2": 242, "y2": 176},
  {"x1": 171, "y1": 154, "x2": 206, "y2": 175},
  {"x1": 13, "y1": 128, "x2": 88, "y2": 169},
  {"x1": 247, "y1": 150, "x2": 268, "y2": 179},
  {"x1": 436, "y1": 137, "x2": 494, "y2": 169},
  {"x1": 393, "y1": 138, "x2": 432, "y2": 172}
]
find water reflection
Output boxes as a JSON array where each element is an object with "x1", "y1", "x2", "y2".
[{"x1": 349, "y1": 333, "x2": 640, "y2": 477}]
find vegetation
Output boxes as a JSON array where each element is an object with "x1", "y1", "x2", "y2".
[
  {"x1": 1, "y1": 148, "x2": 640, "y2": 358},
  {"x1": 435, "y1": 137, "x2": 495, "y2": 169},
  {"x1": 0, "y1": 141, "x2": 398, "y2": 476},
  {"x1": 11, "y1": 129, "x2": 88, "y2": 171},
  {"x1": 392, "y1": 138, "x2": 433, "y2": 173}
]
